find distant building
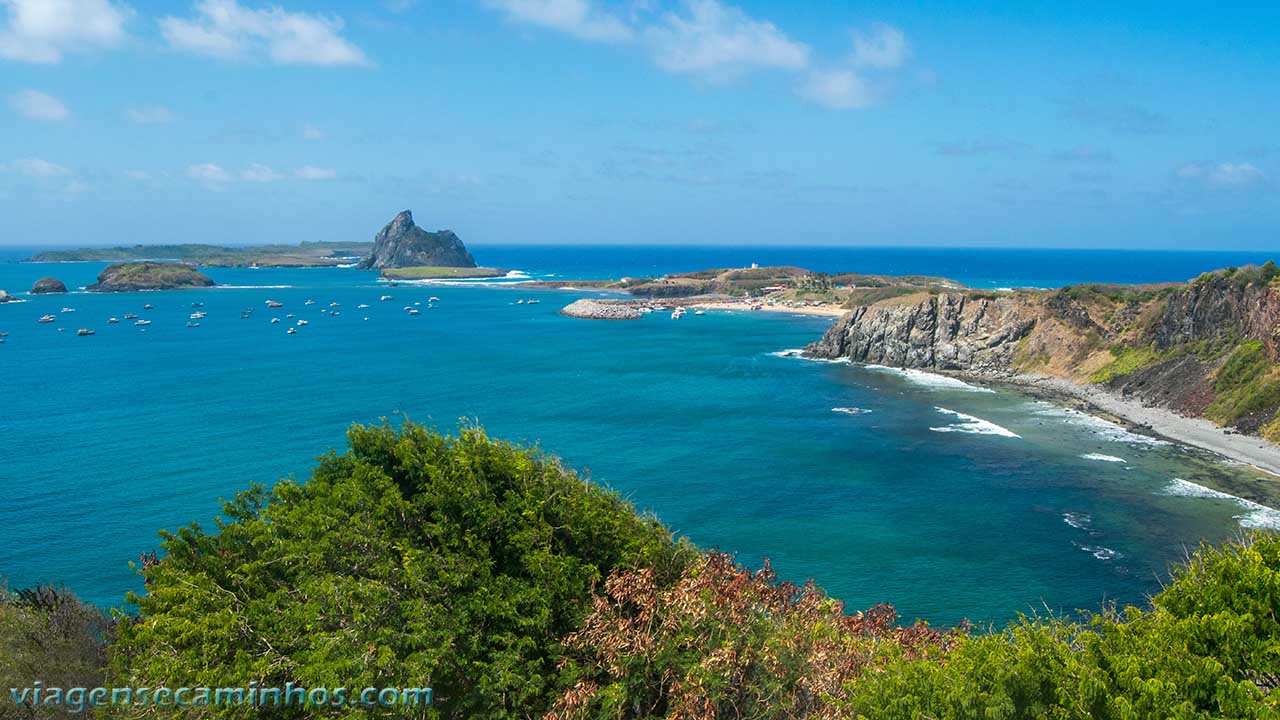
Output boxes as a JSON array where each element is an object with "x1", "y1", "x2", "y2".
[{"x1": 750, "y1": 262, "x2": 759, "y2": 269}]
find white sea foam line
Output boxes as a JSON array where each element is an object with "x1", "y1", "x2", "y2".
[
  {"x1": 1071, "y1": 541, "x2": 1119, "y2": 561},
  {"x1": 768, "y1": 348, "x2": 850, "y2": 364},
  {"x1": 1029, "y1": 401, "x2": 1170, "y2": 446},
  {"x1": 930, "y1": 407, "x2": 1021, "y2": 438},
  {"x1": 1163, "y1": 478, "x2": 1280, "y2": 530},
  {"x1": 831, "y1": 407, "x2": 871, "y2": 415},
  {"x1": 1082, "y1": 453, "x2": 1127, "y2": 463},
  {"x1": 214, "y1": 285, "x2": 294, "y2": 289},
  {"x1": 864, "y1": 364, "x2": 995, "y2": 393}
]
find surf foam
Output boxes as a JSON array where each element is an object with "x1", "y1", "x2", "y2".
[
  {"x1": 864, "y1": 365, "x2": 995, "y2": 393},
  {"x1": 1163, "y1": 478, "x2": 1280, "y2": 530},
  {"x1": 832, "y1": 407, "x2": 872, "y2": 415},
  {"x1": 930, "y1": 407, "x2": 1021, "y2": 438},
  {"x1": 1081, "y1": 453, "x2": 1127, "y2": 463}
]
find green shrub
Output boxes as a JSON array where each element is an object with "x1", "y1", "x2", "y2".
[
  {"x1": 1088, "y1": 345, "x2": 1163, "y2": 384},
  {"x1": 1206, "y1": 342, "x2": 1280, "y2": 425}
]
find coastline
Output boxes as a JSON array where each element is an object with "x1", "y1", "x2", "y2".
[
  {"x1": 688, "y1": 300, "x2": 850, "y2": 318},
  {"x1": 979, "y1": 372, "x2": 1280, "y2": 480}
]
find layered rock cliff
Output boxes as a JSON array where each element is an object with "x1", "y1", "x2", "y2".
[
  {"x1": 357, "y1": 210, "x2": 476, "y2": 270},
  {"x1": 805, "y1": 263, "x2": 1280, "y2": 441}
]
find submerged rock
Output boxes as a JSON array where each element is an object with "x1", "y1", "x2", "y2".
[
  {"x1": 87, "y1": 262, "x2": 215, "y2": 292},
  {"x1": 560, "y1": 299, "x2": 642, "y2": 320},
  {"x1": 357, "y1": 210, "x2": 476, "y2": 270},
  {"x1": 30, "y1": 277, "x2": 67, "y2": 294}
]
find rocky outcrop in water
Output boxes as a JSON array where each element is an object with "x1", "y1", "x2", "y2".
[
  {"x1": 31, "y1": 277, "x2": 67, "y2": 294},
  {"x1": 0, "y1": 289, "x2": 16, "y2": 303},
  {"x1": 87, "y1": 262, "x2": 215, "y2": 292},
  {"x1": 805, "y1": 293, "x2": 1038, "y2": 373},
  {"x1": 560, "y1": 299, "x2": 642, "y2": 320},
  {"x1": 357, "y1": 211, "x2": 476, "y2": 270}
]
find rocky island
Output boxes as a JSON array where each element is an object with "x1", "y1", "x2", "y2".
[
  {"x1": 0, "y1": 289, "x2": 18, "y2": 303},
  {"x1": 86, "y1": 262, "x2": 216, "y2": 292},
  {"x1": 358, "y1": 210, "x2": 476, "y2": 269},
  {"x1": 30, "y1": 277, "x2": 67, "y2": 294}
]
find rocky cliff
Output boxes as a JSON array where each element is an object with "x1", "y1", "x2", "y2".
[
  {"x1": 805, "y1": 263, "x2": 1280, "y2": 441},
  {"x1": 357, "y1": 211, "x2": 476, "y2": 270}
]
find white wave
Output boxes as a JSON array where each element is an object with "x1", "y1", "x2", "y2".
[
  {"x1": 1062, "y1": 511, "x2": 1092, "y2": 530},
  {"x1": 335, "y1": 262, "x2": 358, "y2": 268},
  {"x1": 1082, "y1": 453, "x2": 1127, "y2": 463},
  {"x1": 930, "y1": 407, "x2": 1021, "y2": 438},
  {"x1": 214, "y1": 284, "x2": 294, "y2": 289},
  {"x1": 1072, "y1": 541, "x2": 1120, "y2": 561},
  {"x1": 504, "y1": 270, "x2": 530, "y2": 279},
  {"x1": 1030, "y1": 402, "x2": 1170, "y2": 446},
  {"x1": 864, "y1": 365, "x2": 995, "y2": 393},
  {"x1": 1163, "y1": 478, "x2": 1280, "y2": 530},
  {"x1": 769, "y1": 348, "x2": 849, "y2": 363},
  {"x1": 832, "y1": 407, "x2": 871, "y2": 415}
]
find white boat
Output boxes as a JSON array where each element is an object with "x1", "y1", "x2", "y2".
[
  {"x1": 60, "y1": 307, "x2": 75, "y2": 313},
  {"x1": 329, "y1": 302, "x2": 340, "y2": 307},
  {"x1": 527, "y1": 299, "x2": 540, "y2": 304},
  {"x1": 357, "y1": 303, "x2": 369, "y2": 309},
  {"x1": 189, "y1": 311, "x2": 206, "y2": 319},
  {"x1": 287, "y1": 327, "x2": 297, "y2": 334},
  {"x1": 297, "y1": 319, "x2": 308, "y2": 326},
  {"x1": 516, "y1": 299, "x2": 524, "y2": 304},
  {"x1": 380, "y1": 295, "x2": 392, "y2": 301},
  {"x1": 330, "y1": 311, "x2": 341, "y2": 316},
  {"x1": 108, "y1": 317, "x2": 120, "y2": 324},
  {"x1": 428, "y1": 296, "x2": 440, "y2": 303},
  {"x1": 286, "y1": 313, "x2": 296, "y2": 318},
  {"x1": 407, "y1": 308, "x2": 421, "y2": 315},
  {"x1": 143, "y1": 304, "x2": 153, "y2": 310},
  {"x1": 266, "y1": 300, "x2": 283, "y2": 308},
  {"x1": 186, "y1": 322, "x2": 200, "y2": 328},
  {"x1": 304, "y1": 300, "x2": 315, "y2": 306},
  {"x1": 38, "y1": 314, "x2": 56, "y2": 323},
  {"x1": 134, "y1": 319, "x2": 151, "y2": 326},
  {"x1": 271, "y1": 318, "x2": 280, "y2": 324},
  {"x1": 77, "y1": 328, "x2": 95, "y2": 336},
  {"x1": 694, "y1": 309, "x2": 705, "y2": 315},
  {"x1": 123, "y1": 313, "x2": 138, "y2": 320}
]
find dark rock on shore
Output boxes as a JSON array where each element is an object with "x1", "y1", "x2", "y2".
[
  {"x1": 87, "y1": 262, "x2": 216, "y2": 292},
  {"x1": 357, "y1": 210, "x2": 476, "y2": 270},
  {"x1": 31, "y1": 277, "x2": 67, "y2": 294}
]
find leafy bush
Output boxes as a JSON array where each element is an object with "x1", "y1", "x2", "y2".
[
  {"x1": 1088, "y1": 345, "x2": 1163, "y2": 384},
  {"x1": 109, "y1": 423, "x2": 691, "y2": 719},
  {"x1": 0, "y1": 584, "x2": 113, "y2": 718}
]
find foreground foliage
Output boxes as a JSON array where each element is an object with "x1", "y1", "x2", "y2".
[
  {"x1": 109, "y1": 423, "x2": 690, "y2": 718},
  {"x1": 12, "y1": 424, "x2": 1280, "y2": 718}
]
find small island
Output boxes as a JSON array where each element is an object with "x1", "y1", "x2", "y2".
[
  {"x1": 86, "y1": 262, "x2": 216, "y2": 292},
  {"x1": 381, "y1": 266, "x2": 507, "y2": 280},
  {"x1": 27, "y1": 241, "x2": 370, "y2": 268},
  {"x1": 0, "y1": 289, "x2": 18, "y2": 303},
  {"x1": 30, "y1": 277, "x2": 67, "y2": 294}
]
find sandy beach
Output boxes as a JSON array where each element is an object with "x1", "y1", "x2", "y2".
[{"x1": 1002, "y1": 373, "x2": 1280, "y2": 479}]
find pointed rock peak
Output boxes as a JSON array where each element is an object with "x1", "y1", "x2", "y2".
[{"x1": 392, "y1": 209, "x2": 414, "y2": 225}]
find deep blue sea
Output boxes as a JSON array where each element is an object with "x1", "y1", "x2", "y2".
[{"x1": 2, "y1": 245, "x2": 1278, "y2": 626}]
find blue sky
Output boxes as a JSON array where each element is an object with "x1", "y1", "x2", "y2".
[{"x1": 2, "y1": 0, "x2": 1278, "y2": 249}]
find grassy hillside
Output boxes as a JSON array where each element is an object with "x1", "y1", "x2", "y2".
[{"x1": 28, "y1": 241, "x2": 372, "y2": 267}]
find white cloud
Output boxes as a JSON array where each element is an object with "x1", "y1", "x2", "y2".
[
  {"x1": 484, "y1": 0, "x2": 631, "y2": 42},
  {"x1": 644, "y1": 0, "x2": 808, "y2": 81},
  {"x1": 187, "y1": 162, "x2": 232, "y2": 190},
  {"x1": 294, "y1": 165, "x2": 336, "y2": 180},
  {"x1": 797, "y1": 69, "x2": 873, "y2": 110},
  {"x1": 160, "y1": 0, "x2": 369, "y2": 66},
  {"x1": 124, "y1": 169, "x2": 150, "y2": 180},
  {"x1": 852, "y1": 22, "x2": 908, "y2": 69},
  {"x1": 65, "y1": 179, "x2": 90, "y2": 193},
  {"x1": 10, "y1": 89, "x2": 69, "y2": 121},
  {"x1": 8, "y1": 157, "x2": 72, "y2": 177},
  {"x1": 302, "y1": 123, "x2": 323, "y2": 139},
  {"x1": 241, "y1": 162, "x2": 282, "y2": 182},
  {"x1": 126, "y1": 106, "x2": 174, "y2": 124},
  {"x1": 1178, "y1": 161, "x2": 1266, "y2": 188},
  {"x1": 0, "y1": 0, "x2": 129, "y2": 63}
]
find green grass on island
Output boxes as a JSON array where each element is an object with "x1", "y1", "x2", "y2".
[
  {"x1": 5, "y1": 422, "x2": 1280, "y2": 719},
  {"x1": 380, "y1": 265, "x2": 507, "y2": 279}
]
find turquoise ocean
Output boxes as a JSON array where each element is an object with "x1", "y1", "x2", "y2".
[{"x1": 1, "y1": 245, "x2": 1278, "y2": 626}]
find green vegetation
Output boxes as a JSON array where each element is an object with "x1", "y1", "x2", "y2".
[
  {"x1": 87, "y1": 261, "x2": 215, "y2": 292},
  {"x1": 1088, "y1": 344, "x2": 1164, "y2": 384},
  {"x1": 380, "y1": 265, "x2": 507, "y2": 279},
  {"x1": 28, "y1": 242, "x2": 371, "y2": 267},
  {"x1": 1205, "y1": 342, "x2": 1280, "y2": 427},
  {"x1": 1, "y1": 585, "x2": 112, "y2": 718},
  {"x1": 1194, "y1": 262, "x2": 1280, "y2": 289},
  {"x1": 7, "y1": 424, "x2": 1280, "y2": 718},
  {"x1": 109, "y1": 423, "x2": 690, "y2": 719}
]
